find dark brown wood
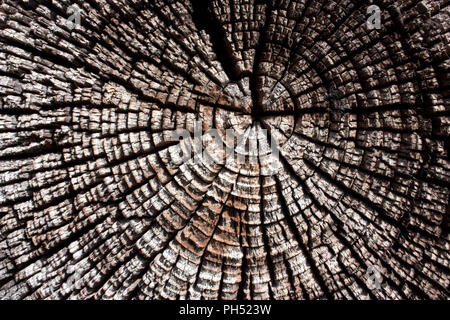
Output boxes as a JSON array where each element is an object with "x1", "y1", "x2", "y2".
[{"x1": 0, "y1": 0, "x2": 449, "y2": 300}]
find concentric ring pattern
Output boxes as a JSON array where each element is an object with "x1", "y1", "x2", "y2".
[{"x1": 0, "y1": 0, "x2": 449, "y2": 300}]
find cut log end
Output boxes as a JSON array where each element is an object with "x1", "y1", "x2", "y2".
[{"x1": 0, "y1": 0, "x2": 449, "y2": 300}]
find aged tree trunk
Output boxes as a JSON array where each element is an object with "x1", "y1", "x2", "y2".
[{"x1": 0, "y1": 0, "x2": 449, "y2": 300}]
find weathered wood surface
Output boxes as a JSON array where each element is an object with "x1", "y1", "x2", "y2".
[{"x1": 0, "y1": 0, "x2": 449, "y2": 300}]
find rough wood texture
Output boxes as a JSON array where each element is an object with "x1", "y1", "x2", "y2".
[{"x1": 0, "y1": 0, "x2": 449, "y2": 300}]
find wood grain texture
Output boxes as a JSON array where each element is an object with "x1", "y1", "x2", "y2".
[{"x1": 0, "y1": 0, "x2": 449, "y2": 300}]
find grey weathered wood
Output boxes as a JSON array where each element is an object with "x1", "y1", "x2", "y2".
[{"x1": 0, "y1": 0, "x2": 449, "y2": 300}]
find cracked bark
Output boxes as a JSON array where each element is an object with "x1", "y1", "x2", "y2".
[{"x1": 0, "y1": 0, "x2": 449, "y2": 300}]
